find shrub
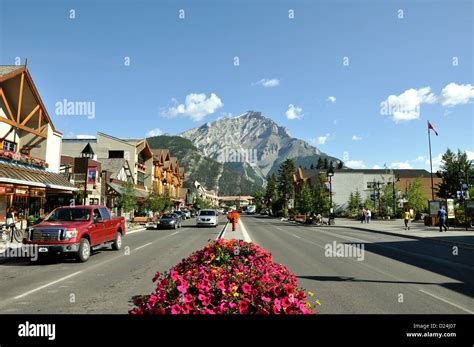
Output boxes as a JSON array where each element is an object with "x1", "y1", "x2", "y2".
[{"x1": 130, "y1": 239, "x2": 316, "y2": 314}]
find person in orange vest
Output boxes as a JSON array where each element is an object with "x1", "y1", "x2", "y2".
[{"x1": 227, "y1": 208, "x2": 240, "y2": 231}]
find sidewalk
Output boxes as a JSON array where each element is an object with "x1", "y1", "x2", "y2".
[{"x1": 332, "y1": 218, "x2": 474, "y2": 249}]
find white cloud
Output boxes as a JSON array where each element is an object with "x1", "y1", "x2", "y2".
[
  {"x1": 372, "y1": 165, "x2": 381, "y2": 169},
  {"x1": 465, "y1": 150, "x2": 474, "y2": 161},
  {"x1": 413, "y1": 156, "x2": 425, "y2": 162},
  {"x1": 316, "y1": 133, "x2": 331, "y2": 145},
  {"x1": 390, "y1": 161, "x2": 413, "y2": 169},
  {"x1": 76, "y1": 134, "x2": 96, "y2": 139},
  {"x1": 381, "y1": 87, "x2": 437, "y2": 123},
  {"x1": 146, "y1": 128, "x2": 163, "y2": 137},
  {"x1": 161, "y1": 93, "x2": 223, "y2": 121},
  {"x1": 253, "y1": 78, "x2": 280, "y2": 88},
  {"x1": 346, "y1": 160, "x2": 366, "y2": 168},
  {"x1": 440, "y1": 83, "x2": 474, "y2": 106},
  {"x1": 425, "y1": 153, "x2": 444, "y2": 172},
  {"x1": 352, "y1": 135, "x2": 362, "y2": 141},
  {"x1": 327, "y1": 96, "x2": 336, "y2": 103},
  {"x1": 286, "y1": 104, "x2": 303, "y2": 120}
]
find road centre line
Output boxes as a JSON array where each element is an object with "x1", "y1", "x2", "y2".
[
  {"x1": 14, "y1": 271, "x2": 83, "y2": 300},
  {"x1": 134, "y1": 242, "x2": 152, "y2": 251}
]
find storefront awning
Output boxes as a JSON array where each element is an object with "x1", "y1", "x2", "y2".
[{"x1": 0, "y1": 161, "x2": 77, "y2": 191}]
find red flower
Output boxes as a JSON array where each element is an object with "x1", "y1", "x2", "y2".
[{"x1": 239, "y1": 300, "x2": 249, "y2": 314}]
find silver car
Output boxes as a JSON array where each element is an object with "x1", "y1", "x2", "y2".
[{"x1": 196, "y1": 209, "x2": 218, "y2": 227}]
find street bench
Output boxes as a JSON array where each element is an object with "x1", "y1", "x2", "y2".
[
  {"x1": 293, "y1": 214, "x2": 307, "y2": 223},
  {"x1": 131, "y1": 217, "x2": 149, "y2": 224}
]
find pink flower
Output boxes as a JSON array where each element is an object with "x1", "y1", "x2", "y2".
[
  {"x1": 170, "y1": 305, "x2": 182, "y2": 314},
  {"x1": 242, "y1": 283, "x2": 252, "y2": 294},
  {"x1": 261, "y1": 296, "x2": 271, "y2": 303},
  {"x1": 177, "y1": 281, "x2": 188, "y2": 293}
]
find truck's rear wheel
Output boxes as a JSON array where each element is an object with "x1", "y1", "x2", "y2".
[
  {"x1": 111, "y1": 232, "x2": 122, "y2": 250},
  {"x1": 76, "y1": 238, "x2": 91, "y2": 262}
]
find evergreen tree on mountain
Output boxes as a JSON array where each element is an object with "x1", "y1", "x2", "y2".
[
  {"x1": 316, "y1": 158, "x2": 324, "y2": 169},
  {"x1": 322, "y1": 158, "x2": 329, "y2": 170}
]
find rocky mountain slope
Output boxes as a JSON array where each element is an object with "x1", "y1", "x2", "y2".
[{"x1": 180, "y1": 111, "x2": 341, "y2": 185}]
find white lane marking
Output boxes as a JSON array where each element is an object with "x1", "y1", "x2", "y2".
[
  {"x1": 134, "y1": 242, "x2": 152, "y2": 251},
  {"x1": 216, "y1": 222, "x2": 227, "y2": 240},
  {"x1": 14, "y1": 271, "x2": 83, "y2": 300},
  {"x1": 418, "y1": 289, "x2": 474, "y2": 314},
  {"x1": 290, "y1": 233, "x2": 301, "y2": 239},
  {"x1": 7, "y1": 229, "x2": 183, "y2": 303},
  {"x1": 127, "y1": 228, "x2": 147, "y2": 235},
  {"x1": 239, "y1": 219, "x2": 252, "y2": 242}
]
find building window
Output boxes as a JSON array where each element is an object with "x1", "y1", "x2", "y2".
[
  {"x1": 3, "y1": 141, "x2": 17, "y2": 152},
  {"x1": 109, "y1": 150, "x2": 124, "y2": 159},
  {"x1": 367, "y1": 182, "x2": 374, "y2": 189},
  {"x1": 138, "y1": 153, "x2": 145, "y2": 165},
  {"x1": 137, "y1": 172, "x2": 145, "y2": 186}
]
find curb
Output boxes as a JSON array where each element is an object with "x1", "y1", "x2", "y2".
[{"x1": 335, "y1": 225, "x2": 474, "y2": 250}]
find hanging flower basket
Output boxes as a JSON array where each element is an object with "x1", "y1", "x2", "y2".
[
  {"x1": 0, "y1": 149, "x2": 48, "y2": 168},
  {"x1": 130, "y1": 239, "x2": 318, "y2": 314}
]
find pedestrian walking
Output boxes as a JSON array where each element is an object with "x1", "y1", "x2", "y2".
[
  {"x1": 403, "y1": 209, "x2": 411, "y2": 230},
  {"x1": 361, "y1": 208, "x2": 366, "y2": 223},
  {"x1": 227, "y1": 208, "x2": 240, "y2": 231},
  {"x1": 437, "y1": 206, "x2": 448, "y2": 232},
  {"x1": 6, "y1": 208, "x2": 14, "y2": 227},
  {"x1": 365, "y1": 209, "x2": 371, "y2": 223}
]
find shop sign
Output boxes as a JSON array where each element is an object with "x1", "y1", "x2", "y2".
[
  {"x1": 447, "y1": 199, "x2": 455, "y2": 219},
  {"x1": 15, "y1": 188, "x2": 28, "y2": 195},
  {"x1": 0, "y1": 187, "x2": 14, "y2": 194}
]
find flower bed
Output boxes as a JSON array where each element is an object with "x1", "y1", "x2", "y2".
[
  {"x1": 130, "y1": 239, "x2": 317, "y2": 314},
  {"x1": 0, "y1": 149, "x2": 48, "y2": 169}
]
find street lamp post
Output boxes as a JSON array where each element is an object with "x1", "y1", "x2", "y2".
[
  {"x1": 81, "y1": 143, "x2": 95, "y2": 206},
  {"x1": 392, "y1": 174, "x2": 400, "y2": 218}
]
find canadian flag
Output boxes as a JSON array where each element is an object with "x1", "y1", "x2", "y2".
[{"x1": 428, "y1": 121, "x2": 438, "y2": 136}]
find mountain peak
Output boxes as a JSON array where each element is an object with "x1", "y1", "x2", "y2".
[{"x1": 179, "y1": 110, "x2": 340, "y2": 184}]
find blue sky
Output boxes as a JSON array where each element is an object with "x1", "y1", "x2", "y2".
[{"x1": 1, "y1": 0, "x2": 472, "y2": 171}]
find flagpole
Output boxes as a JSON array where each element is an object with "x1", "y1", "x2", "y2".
[{"x1": 428, "y1": 120, "x2": 435, "y2": 200}]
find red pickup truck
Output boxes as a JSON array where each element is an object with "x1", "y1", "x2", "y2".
[{"x1": 26, "y1": 205, "x2": 126, "y2": 262}]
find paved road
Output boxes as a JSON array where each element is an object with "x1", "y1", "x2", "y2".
[
  {"x1": 0, "y1": 218, "x2": 223, "y2": 314},
  {"x1": 0, "y1": 215, "x2": 472, "y2": 314},
  {"x1": 245, "y1": 215, "x2": 474, "y2": 314}
]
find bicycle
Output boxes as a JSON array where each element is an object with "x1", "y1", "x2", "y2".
[{"x1": 0, "y1": 223, "x2": 24, "y2": 243}]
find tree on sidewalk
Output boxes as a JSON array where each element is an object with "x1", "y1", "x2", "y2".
[
  {"x1": 437, "y1": 149, "x2": 473, "y2": 199},
  {"x1": 312, "y1": 174, "x2": 330, "y2": 216},
  {"x1": 277, "y1": 159, "x2": 296, "y2": 218},
  {"x1": 119, "y1": 181, "x2": 137, "y2": 218},
  {"x1": 407, "y1": 177, "x2": 428, "y2": 213},
  {"x1": 297, "y1": 180, "x2": 313, "y2": 214}
]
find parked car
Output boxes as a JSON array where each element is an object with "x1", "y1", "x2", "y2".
[
  {"x1": 26, "y1": 205, "x2": 126, "y2": 263},
  {"x1": 173, "y1": 210, "x2": 186, "y2": 221},
  {"x1": 157, "y1": 213, "x2": 182, "y2": 229},
  {"x1": 181, "y1": 209, "x2": 191, "y2": 219},
  {"x1": 190, "y1": 209, "x2": 197, "y2": 217},
  {"x1": 196, "y1": 209, "x2": 218, "y2": 227}
]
